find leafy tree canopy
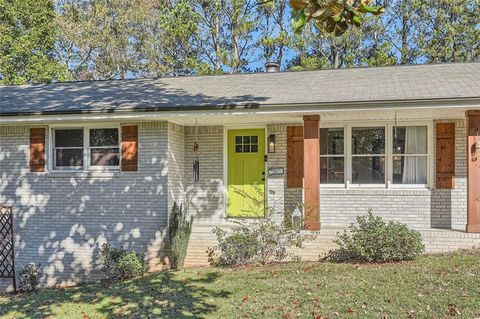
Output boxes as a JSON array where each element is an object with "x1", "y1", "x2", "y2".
[{"x1": 0, "y1": 0, "x2": 69, "y2": 84}]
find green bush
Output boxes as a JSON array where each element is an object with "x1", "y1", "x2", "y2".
[
  {"x1": 19, "y1": 263, "x2": 42, "y2": 292},
  {"x1": 168, "y1": 202, "x2": 192, "y2": 269},
  {"x1": 98, "y1": 244, "x2": 147, "y2": 280},
  {"x1": 325, "y1": 210, "x2": 425, "y2": 263}
]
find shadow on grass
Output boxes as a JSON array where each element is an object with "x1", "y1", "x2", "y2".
[{"x1": 1, "y1": 270, "x2": 229, "y2": 319}]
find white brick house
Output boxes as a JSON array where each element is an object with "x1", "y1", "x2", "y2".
[{"x1": 1, "y1": 63, "x2": 479, "y2": 290}]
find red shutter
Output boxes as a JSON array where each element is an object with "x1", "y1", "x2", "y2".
[
  {"x1": 287, "y1": 126, "x2": 304, "y2": 188},
  {"x1": 122, "y1": 126, "x2": 138, "y2": 171},
  {"x1": 30, "y1": 128, "x2": 45, "y2": 172},
  {"x1": 436, "y1": 123, "x2": 455, "y2": 189}
]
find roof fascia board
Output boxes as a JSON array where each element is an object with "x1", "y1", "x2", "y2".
[{"x1": 1, "y1": 97, "x2": 479, "y2": 124}]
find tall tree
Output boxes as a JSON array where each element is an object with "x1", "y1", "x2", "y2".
[
  {"x1": 55, "y1": 0, "x2": 149, "y2": 80},
  {"x1": 0, "y1": 0, "x2": 69, "y2": 84},
  {"x1": 417, "y1": 0, "x2": 480, "y2": 63},
  {"x1": 256, "y1": 0, "x2": 290, "y2": 69},
  {"x1": 143, "y1": 0, "x2": 202, "y2": 77},
  {"x1": 223, "y1": 0, "x2": 257, "y2": 73},
  {"x1": 194, "y1": 0, "x2": 226, "y2": 73}
]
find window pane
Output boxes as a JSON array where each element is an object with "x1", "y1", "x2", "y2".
[
  {"x1": 393, "y1": 126, "x2": 427, "y2": 154},
  {"x1": 320, "y1": 157, "x2": 344, "y2": 184},
  {"x1": 251, "y1": 136, "x2": 258, "y2": 144},
  {"x1": 393, "y1": 156, "x2": 427, "y2": 184},
  {"x1": 54, "y1": 129, "x2": 83, "y2": 147},
  {"x1": 90, "y1": 128, "x2": 119, "y2": 147},
  {"x1": 55, "y1": 149, "x2": 83, "y2": 167},
  {"x1": 235, "y1": 136, "x2": 242, "y2": 144},
  {"x1": 91, "y1": 148, "x2": 120, "y2": 166},
  {"x1": 320, "y1": 128, "x2": 344, "y2": 155},
  {"x1": 352, "y1": 127, "x2": 385, "y2": 155},
  {"x1": 352, "y1": 156, "x2": 385, "y2": 184}
]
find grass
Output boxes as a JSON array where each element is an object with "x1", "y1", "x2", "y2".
[{"x1": 1, "y1": 249, "x2": 479, "y2": 319}]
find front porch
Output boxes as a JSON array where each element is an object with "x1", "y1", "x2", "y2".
[
  {"x1": 183, "y1": 225, "x2": 480, "y2": 267},
  {"x1": 172, "y1": 107, "x2": 479, "y2": 229}
]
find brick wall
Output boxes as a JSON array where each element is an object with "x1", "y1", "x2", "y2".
[
  {"x1": 167, "y1": 123, "x2": 185, "y2": 211},
  {"x1": 183, "y1": 126, "x2": 225, "y2": 224},
  {"x1": 0, "y1": 122, "x2": 170, "y2": 291}
]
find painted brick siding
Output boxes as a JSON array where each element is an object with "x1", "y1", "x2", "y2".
[
  {"x1": 179, "y1": 121, "x2": 469, "y2": 230},
  {"x1": 167, "y1": 123, "x2": 185, "y2": 211},
  {"x1": 183, "y1": 126, "x2": 225, "y2": 224},
  {"x1": 0, "y1": 123, "x2": 170, "y2": 291},
  {"x1": 431, "y1": 119, "x2": 467, "y2": 230}
]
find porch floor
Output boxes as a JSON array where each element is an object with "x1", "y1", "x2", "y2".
[{"x1": 184, "y1": 225, "x2": 480, "y2": 267}]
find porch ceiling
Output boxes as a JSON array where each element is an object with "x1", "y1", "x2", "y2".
[{"x1": 168, "y1": 106, "x2": 472, "y2": 126}]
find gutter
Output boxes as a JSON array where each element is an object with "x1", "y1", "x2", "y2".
[{"x1": 1, "y1": 97, "x2": 479, "y2": 124}]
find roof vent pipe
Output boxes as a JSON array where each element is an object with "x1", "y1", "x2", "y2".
[{"x1": 265, "y1": 62, "x2": 279, "y2": 72}]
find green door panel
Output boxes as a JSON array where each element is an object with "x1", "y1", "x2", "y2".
[{"x1": 227, "y1": 129, "x2": 265, "y2": 217}]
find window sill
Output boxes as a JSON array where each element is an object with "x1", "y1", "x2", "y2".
[{"x1": 44, "y1": 170, "x2": 121, "y2": 179}]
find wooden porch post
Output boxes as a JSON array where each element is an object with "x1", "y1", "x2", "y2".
[
  {"x1": 303, "y1": 115, "x2": 320, "y2": 230},
  {"x1": 467, "y1": 110, "x2": 480, "y2": 233}
]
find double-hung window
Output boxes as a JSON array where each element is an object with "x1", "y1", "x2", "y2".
[
  {"x1": 53, "y1": 129, "x2": 84, "y2": 170},
  {"x1": 351, "y1": 127, "x2": 386, "y2": 185},
  {"x1": 392, "y1": 126, "x2": 428, "y2": 185},
  {"x1": 320, "y1": 128, "x2": 345, "y2": 184},
  {"x1": 319, "y1": 123, "x2": 430, "y2": 188},
  {"x1": 52, "y1": 127, "x2": 120, "y2": 170}
]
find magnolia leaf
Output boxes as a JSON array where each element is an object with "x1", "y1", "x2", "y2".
[
  {"x1": 351, "y1": 14, "x2": 362, "y2": 27},
  {"x1": 358, "y1": 4, "x2": 385, "y2": 15},
  {"x1": 289, "y1": 0, "x2": 309, "y2": 10},
  {"x1": 292, "y1": 8, "x2": 309, "y2": 33}
]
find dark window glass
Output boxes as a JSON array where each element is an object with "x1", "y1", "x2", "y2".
[
  {"x1": 91, "y1": 148, "x2": 120, "y2": 166},
  {"x1": 352, "y1": 127, "x2": 385, "y2": 155},
  {"x1": 352, "y1": 156, "x2": 385, "y2": 184},
  {"x1": 235, "y1": 145, "x2": 242, "y2": 153},
  {"x1": 90, "y1": 128, "x2": 119, "y2": 147},
  {"x1": 243, "y1": 136, "x2": 250, "y2": 144},
  {"x1": 251, "y1": 145, "x2": 258, "y2": 153},
  {"x1": 243, "y1": 145, "x2": 250, "y2": 152},
  {"x1": 320, "y1": 128, "x2": 344, "y2": 155},
  {"x1": 251, "y1": 136, "x2": 258, "y2": 144},
  {"x1": 320, "y1": 157, "x2": 344, "y2": 184},
  {"x1": 54, "y1": 129, "x2": 83, "y2": 147},
  {"x1": 235, "y1": 136, "x2": 242, "y2": 144},
  {"x1": 55, "y1": 149, "x2": 83, "y2": 167}
]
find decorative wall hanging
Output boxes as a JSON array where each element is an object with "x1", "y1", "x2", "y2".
[{"x1": 193, "y1": 119, "x2": 200, "y2": 183}]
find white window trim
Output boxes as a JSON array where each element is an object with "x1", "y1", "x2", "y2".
[
  {"x1": 320, "y1": 120, "x2": 433, "y2": 190},
  {"x1": 319, "y1": 125, "x2": 347, "y2": 188},
  {"x1": 49, "y1": 123, "x2": 121, "y2": 172}
]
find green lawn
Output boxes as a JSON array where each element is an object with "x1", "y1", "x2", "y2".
[{"x1": 1, "y1": 250, "x2": 479, "y2": 319}]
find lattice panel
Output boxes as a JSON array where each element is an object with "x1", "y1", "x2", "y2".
[{"x1": 0, "y1": 206, "x2": 14, "y2": 279}]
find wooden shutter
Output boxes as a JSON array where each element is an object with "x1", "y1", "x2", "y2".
[
  {"x1": 122, "y1": 126, "x2": 138, "y2": 171},
  {"x1": 436, "y1": 123, "x2": 455, "y2": 189},
  {"x1": 30, "y1": 128, "x2": 45, "y2": 172},
  {"x1": 287, "y1": 126, "x2": 304, "y2": 188}
]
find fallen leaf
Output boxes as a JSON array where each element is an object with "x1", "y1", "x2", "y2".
[{"x1": 448, "y1": 305, "x2": 461, "y2": 316}]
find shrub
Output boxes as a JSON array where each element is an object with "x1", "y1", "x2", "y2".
[
  {"x1": 168, "y1": 202, "x2": 192, "y2": 269},
  {"x1": 207, "y1": 187, "x2": 316, "y2": 267},
  {"x1": 325, "y1": 210, "x2": 425, "y2": 263},
  {"x1": 207, "y1": 226, "x2": 260, "y2": 267},
  {"x1": 98, "y1": 244, "x2": 147, "y2": 280},
  {"x1": 19, "y1": 263, "x2": 42, "y2": 292}
]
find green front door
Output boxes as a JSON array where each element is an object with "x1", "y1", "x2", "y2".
[{"x1": 227, "y1": 129, "x2": 265, "y2": 217}]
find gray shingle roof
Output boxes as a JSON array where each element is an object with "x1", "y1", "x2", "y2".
[{"x1": 0, "y1": 63, "x2": 479, "y2": 116}]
